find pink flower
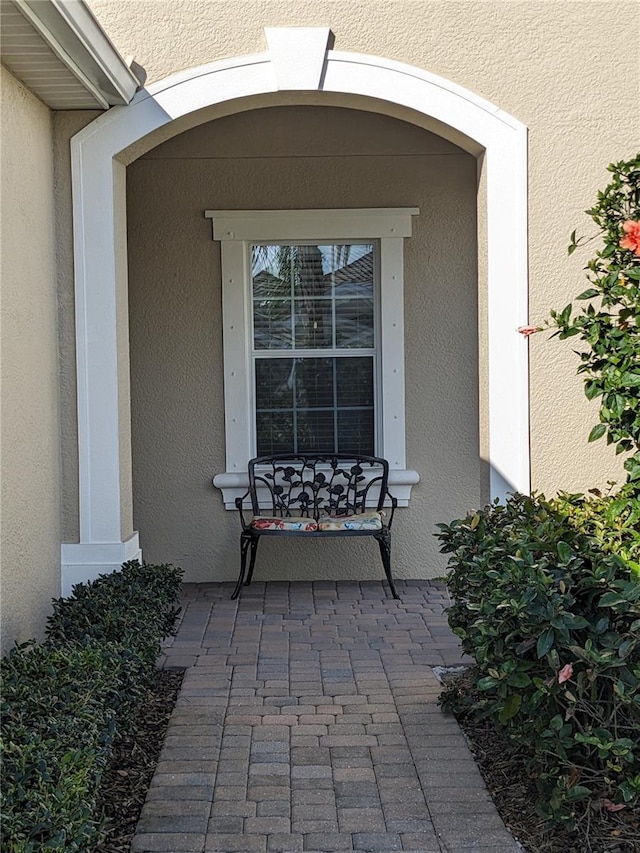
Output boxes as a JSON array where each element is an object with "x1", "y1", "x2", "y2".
[
  {"x1": 558, "y1": 663, "x2": 573, "y2": 684},
  {"x1": 517, "y1": 325, "x2": 540, "y2": 337},
  {"x1": 603, "y1": 798, "x2": 626, "y2": 812},
  {"x1": 620, "y1": 220, "x2": 640, "y2": 256}
]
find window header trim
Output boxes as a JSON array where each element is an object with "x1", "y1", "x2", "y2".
[{"x1": 205, "y1": 208, "x2": 419, "y2": 242}]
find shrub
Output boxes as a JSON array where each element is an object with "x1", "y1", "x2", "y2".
[
  {"x1": 554, "y1": 487, "x2": 640, "y2": 576},
  {"x1": 0, "y1": 561, "x2": 183, "y2": 852},
  {"x1": 46, "y1": 561, "x2": 183, "y2": 727},
  {"x1": 0, "y1": 642, "x2": 118, "y2": 852},
  {"x1": 46, "y1": 560, "x2": 182, "y2": 649},
  {"x1": 436, "y1": 493, "x2": 640, "y2": 827}
]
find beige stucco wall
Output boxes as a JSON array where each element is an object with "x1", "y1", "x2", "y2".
[
  {"x1": 0, "y1": 67, "x2": 61, "y2": 651},
  {"x1": 83, "y1": 0, "x2": 636, "y2": 501},
  {"x1": 126, "y1": 107, "x2": 479, "y2": 581},
  {"x1": 46, "y1": 2, "x2": 637, "y2": 579}
]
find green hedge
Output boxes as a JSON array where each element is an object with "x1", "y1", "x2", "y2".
[
  {"x1": 0, "y1": 561, "x2": 183, "y2": 852},
  {"x1": 46, "y1": 561, "x2": 183, "y2": 728},
  {"x1": 436, "y1": 492, "x2": 640, "y2": 827}
]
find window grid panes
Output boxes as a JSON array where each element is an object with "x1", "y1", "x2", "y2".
[{"x1": 251, "y1": 243, "x2": 377, "y2": 456}]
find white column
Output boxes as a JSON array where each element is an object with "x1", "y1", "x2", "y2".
[
  {"x1": 61, "y1": 138, "x2": 141, "y2": 593},
  {"x1": 486, "y1": 131, "x2": 530, "y2": 499}
]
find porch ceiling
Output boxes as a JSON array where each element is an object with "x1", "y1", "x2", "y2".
[{"x1": 0, "y1": 0, "x2": 139, "y2": 109}]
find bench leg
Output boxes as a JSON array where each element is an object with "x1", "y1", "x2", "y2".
[
  {"x1": 245, "y1": 537, "x2": 260, "y2": 587},
  {"x1": 376, "y1": 533, "x2": 400, "y2": 599},
  {"x1": 232, "y1": 535, "x2": 252, "y2": 600}
]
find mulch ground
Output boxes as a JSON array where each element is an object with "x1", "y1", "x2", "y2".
[
  {"x1": 93, "y1": 668, "x2": 184, "y2": 853},
  {"x1": 444, "y1": 670, "x2": 640, "y2": 853}
]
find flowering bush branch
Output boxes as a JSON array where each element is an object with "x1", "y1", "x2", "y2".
[{"x1": 549, "y1": 155, "x2": 640, "y2": 489}]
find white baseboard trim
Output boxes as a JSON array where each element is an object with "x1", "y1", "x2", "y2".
[{"x1": 60, "y1": 533, "x2": 142, "y2": 597}]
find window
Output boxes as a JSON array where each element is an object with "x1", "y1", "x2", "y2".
[
  {"x1": 206, "y1": 209, "x2": 419, "y2": 507},
  {"x1": 252, "y1": 242, "x2": 377, "y2": 456}
]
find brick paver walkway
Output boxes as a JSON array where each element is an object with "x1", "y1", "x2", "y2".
[{"x1": 131, "y1": 581, "x2": 520, "y2": 853}]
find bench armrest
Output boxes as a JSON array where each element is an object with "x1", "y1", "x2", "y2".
[
  {"x1": 386, "y1": 492, "x2": 398, "y2": 530},
  {"x1": 235, "y1": 493, "x2": 252, "y2": 531}
]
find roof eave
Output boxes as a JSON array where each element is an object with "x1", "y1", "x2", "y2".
[{"x1": 12, "y1": 0, "x2": 140, "y2": 107}]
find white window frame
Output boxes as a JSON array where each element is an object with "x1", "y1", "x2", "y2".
[{"x1": 206, "y1": 208, "x2": 420, "y2": 508}]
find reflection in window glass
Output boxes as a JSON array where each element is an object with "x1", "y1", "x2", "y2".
[{"x1": 252, "y1": 244, "x2": 374, "y2": 350}]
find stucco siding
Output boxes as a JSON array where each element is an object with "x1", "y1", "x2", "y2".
[
  {"x1": 0, "y1": 67, "x2": 60, "y2": 651},
  {"x1": 127, "y1": 107, "x2": 479, "y2": 581},
  {"x1": 82, "y1": 0, "x2": 633, "y2": 503}
]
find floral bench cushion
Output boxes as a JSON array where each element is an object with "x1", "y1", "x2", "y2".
[
  {"x1": 251, "y1": 516, "x2": 318, "y2": 531},
  {"x1": 250, "y1": 511, "x2": 384, "y2": 532},
  {"x1": 318, "y1": 511, "x2": 383, "y2": 531}
]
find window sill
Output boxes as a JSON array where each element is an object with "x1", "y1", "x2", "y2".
[{"x1": 213, "y1": 468, "x2": 419, "y2": 510}]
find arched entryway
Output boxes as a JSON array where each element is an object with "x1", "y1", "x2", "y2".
[{"x1": 61, "y1": 27, "x2": 529, "y2": 592}]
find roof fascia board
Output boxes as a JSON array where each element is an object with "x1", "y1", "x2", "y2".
[{"x1": 13, "y1": 0, "x2": 139, "y2": 106}]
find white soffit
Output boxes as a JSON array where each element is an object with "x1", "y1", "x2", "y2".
[{"x1": 0, "y1": 0, "x2": 139, "y2": 109}]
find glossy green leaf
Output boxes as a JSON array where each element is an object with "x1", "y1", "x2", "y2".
[
  {"x1": 577, "y1": 288, "x2": 599, "y2": 300},
  {"x1": 507, "y1": 671, "x2": 532, "y2": 688},
  {"x1": 557, "y1": 541, "x2": 573, "y2": 563},
  {"x1": 598, "y1": 591, "x2": 629, "y2": 607},
  {"x1": 537, "y1": 627, "x2": 554, "y2": 658},
  {"x1": 584, "y1": 380, "x2": 601, "y2": 400},
  {"x1": 566, "y1": 785, "x2": 591, "y2": 801},
  {"x1": 588, "y1": 423, "x2": 607, "y2": 442},
  {"x1": 499, "y1": 693, "x2": 522, "y2": 723}
]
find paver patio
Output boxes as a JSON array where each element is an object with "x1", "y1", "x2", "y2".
[{"x1": 131, "y1": 581, "x2": 520, "y2": 853}]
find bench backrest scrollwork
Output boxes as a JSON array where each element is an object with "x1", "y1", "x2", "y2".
[{"x1": 247, "y1": 454, "x2": 390, "y2": 521}]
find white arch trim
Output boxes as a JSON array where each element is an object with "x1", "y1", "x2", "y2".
[{"x1": 61, "y1": 27, "x2": 530, "y2": 593}]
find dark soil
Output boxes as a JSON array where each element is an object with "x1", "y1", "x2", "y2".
[
  {"x1": 93, "y1": 668, "x2": 184, "y2": 853},
  {"x1": 444, "y1": 671, "x2": 640, "y2": 853}
]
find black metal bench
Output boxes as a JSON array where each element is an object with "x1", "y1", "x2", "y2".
[{"x1": 232, "y1": 454, "x2": 399, "y2": 600}]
